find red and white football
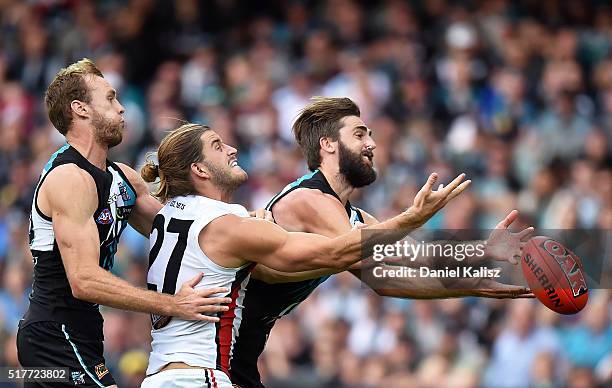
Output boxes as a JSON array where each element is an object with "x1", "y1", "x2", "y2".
[{"x1": 521, "y1": 236, "x2": 588, "y2": 314}]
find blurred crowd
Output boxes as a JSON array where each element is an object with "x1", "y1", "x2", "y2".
[{"x1": 0, "y1": 0, "x2": 611, "y2": 387}]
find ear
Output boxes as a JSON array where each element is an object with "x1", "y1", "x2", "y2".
[
  {"x1": 191, "y1": 162, "x2": 210, "y2": 180},
  {"x1": 70, "y1": 100, "x2": 89, "y2": 119},
  {"x1": 319, "y1": 137, "x2": 337, "y2": 155}
]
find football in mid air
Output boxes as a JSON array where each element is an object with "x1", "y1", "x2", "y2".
[{"x1": 521, "y1": 236, "x2": 588, "y2": 314}]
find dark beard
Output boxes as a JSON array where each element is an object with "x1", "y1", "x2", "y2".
[
  {"x1": 203, "y1": 160, "x2": 247, "y2": 196},
  {"x1": 338, "y1": 140, "x2": 377, "y2": 188},
  {"x1": 92, "y1": 110, "x2": 123, "y2": 148}
]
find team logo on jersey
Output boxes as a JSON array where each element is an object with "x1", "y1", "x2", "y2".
[
  {"x1": 118, "y1": 181, "x2": 131, "y2": 202},
  {"x1": 95, "y1": 363, "x2": 109, "y2": 379},
  {"x1": 107, "y1": 193, "x2": 118, "y2": 204},
  {"x1": 96, "y1": 208, "x2": 114, "y2": 225}
]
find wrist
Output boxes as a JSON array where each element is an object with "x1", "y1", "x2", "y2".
[
  {"x1": 400, "y1": 207, "x2": 424, "y2": 229},
  {"x1": 159, "y1": 293, "x2": 176, "y2": 316}
]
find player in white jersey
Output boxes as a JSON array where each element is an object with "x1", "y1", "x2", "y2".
[
  {"x1": 143, "y1": 195, "x2": 251, "y2": 387},
  {"x1": 139, "y1": 123, "x2": 470, "y2": 387}
]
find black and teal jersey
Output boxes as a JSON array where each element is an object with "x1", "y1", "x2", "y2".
[
  {"x1": 229, "y1": 169, "x2": 363, "y2": 387},
  {"x1": 22, "y1": 143, "x2": 137, "y2": 340}
]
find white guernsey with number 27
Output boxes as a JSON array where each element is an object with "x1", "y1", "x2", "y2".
[{"x1": 145, "y1": 194, "x2": 253, "y2": 386}]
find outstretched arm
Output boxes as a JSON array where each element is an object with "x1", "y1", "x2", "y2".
[
  {"x1": 356, "y1": 209, "x2": 532, "y2": 298},
  {"x1": 254, "y1": 177, "x2": 531, "y2": 298},
  {"x1": 43, "y1": 165, "x2": 230, "y2": 321},
  {"x1": 207, "y1": 173, "x2": 470, "y2": 273},
  {"x1": 202, "y1": 211, "x2": 410, "y2": 272}
]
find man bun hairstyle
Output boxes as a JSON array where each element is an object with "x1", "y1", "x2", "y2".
[
  {"x1": 140, "y1": 123, "x2": 210, "y2": 203},
  {"x1": 141, "y1": 159, "x2": 160, "y2": 183},
  {"x1": 45, "y1": 58, "x2": 104, "y2": 135},
  {"x1": 292, "y1": 97, "x2": 360, "y2": 171}
]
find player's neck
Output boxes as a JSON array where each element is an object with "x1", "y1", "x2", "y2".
[
  {"x1": 197, "y1": 184, "x2": 234, "y2": 203},
  {"x1": 319, "y1": 167, "x2": 354, "y2": 205},
  {"x1": 65, "y1": 128, "x2": 108, "y2": 170}
]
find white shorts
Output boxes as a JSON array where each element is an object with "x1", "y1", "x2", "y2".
[{"x1": 141, "y1": 368, "x2": 233, "y2": 388}]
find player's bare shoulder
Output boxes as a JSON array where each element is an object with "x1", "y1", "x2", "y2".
[
  {"x1": 202, "y1": 213, "x2": 245, "y2": 238},
  {"x1": 272, "y1": 188, "x2": 348, "y2": 232},
  {"x1": 275, "y1": 188, "x2": 343, "y2": 213},
  {"x1": 39, "y1": 164, "x2": 97, "y2": 214},
  {"x1": 45, "y1": 163, "x2": 96, "y2": 188}
]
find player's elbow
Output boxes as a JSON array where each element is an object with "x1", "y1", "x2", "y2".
[
  {"x1": 67, "y1": 271, "x2": 94, "y2": 301},
  {"x1": 256, "y1": 270, "x2": 285, "y2": 284},
  {"x1": 69, "y1": 278, "x2": 88, "y2": 300}
]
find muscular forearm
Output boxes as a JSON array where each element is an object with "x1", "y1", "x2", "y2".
[
  {"x1": 71, "y1": 267, "x2": 175, "y2": 316},
  {"x1": 273, "y1": 209, "x2": 421, "y2": 272},
  {"x1": 355, "y1": 264, "x2": 498, "y2": 299},
  {"x1": 373, "y1": 286, "x2": 506, "y2": 299},
  {"x1": 254, "y1": 265, "x2": 340, "y2": 284},
  {"x1": 326, "y1": 209, "x2": 424, "y2": 269},
  {"x1": 356, "y1": 266, "x2": 518, "y2": 299},
  {"x1": 374, "y1": 287, "x2": 477, "y2": 299},
  {"x1": 263, "y1": 238, "x2": 461, "y2": 284},
  {"x1": 354, "y1": 266, "x2": 447, "y2": 299},
  {"x1": 262, "y1": 238, "x2": 490, "y2": 284}
]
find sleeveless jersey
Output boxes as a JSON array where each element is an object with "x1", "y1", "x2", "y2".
[
  {"x1": 23, "y1": 143, "x2": 137, "y2": 340},
  {"x1": 146, "y1": 195, "x2": 255, "y2": 376},
  {"x1": 229, "y1": 170, "x2": 363, "y2": 387}
]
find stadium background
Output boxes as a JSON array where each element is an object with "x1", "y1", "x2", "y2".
[{"x1": 0, "y1": 0, "x2": 611, "y2": 386}]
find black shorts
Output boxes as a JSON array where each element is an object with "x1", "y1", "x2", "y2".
[{"x1": 16, "y1": 321, "x2": 116, "y2": 387}]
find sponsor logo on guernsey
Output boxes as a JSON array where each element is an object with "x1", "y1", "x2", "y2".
[
  {"x1": 95, "y1": 363, "x2": 110, "y2": 379},
  {"x1": 116, "y1": 206, "x2": 132, "y2": 220},
  {"x1": 96, "y1": 208, "x2": 114, "y2": 225},
  {"x1": 118, "y1": 181, "x2": 131, "y2": 202}
]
